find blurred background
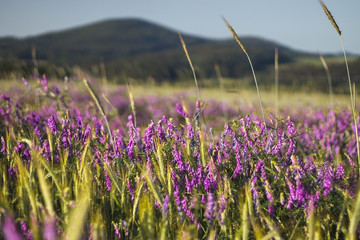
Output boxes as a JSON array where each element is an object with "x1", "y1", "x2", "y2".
[{"x1": 0, "y1": 0, "x2": 359, "y2": 93}]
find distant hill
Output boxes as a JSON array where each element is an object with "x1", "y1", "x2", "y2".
[{"x1": 0, "y1": 18, "x2": 359, "y2": 91}]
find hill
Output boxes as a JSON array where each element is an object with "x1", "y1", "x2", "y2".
[{"x1": 0, "y1": 18, "x2": 359, "y2": 91}]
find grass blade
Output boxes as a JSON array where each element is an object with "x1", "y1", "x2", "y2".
[{"x1": 223, "y1": 17, "x2": 267, "y2": 131}]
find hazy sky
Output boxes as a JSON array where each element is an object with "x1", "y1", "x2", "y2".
[{"x1": 1, "y1": 0, "x2": 359, "y2": 54}]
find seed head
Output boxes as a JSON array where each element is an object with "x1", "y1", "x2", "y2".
[{"x1": 319, "y1": 0, "x2": 341, "y2": 36}]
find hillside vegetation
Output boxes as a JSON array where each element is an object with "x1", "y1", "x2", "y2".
[{"x1": 0, "y1": 18, "x2": 359, "y2": 92}]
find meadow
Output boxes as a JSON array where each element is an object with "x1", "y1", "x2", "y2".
[{"x1": 1, "y1": 2, "x2": 360, "y2": 240}]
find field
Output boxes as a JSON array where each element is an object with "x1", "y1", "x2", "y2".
[
  {"x1": 1, "y1": 2, "x2": 360, "y2": 239},
  {"x1": 0, "y1": 73, "x2": 360, "y2": 240}
]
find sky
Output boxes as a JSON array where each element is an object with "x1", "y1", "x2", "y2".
[{"x1": 0, "y1": 0, "x2": 359, "y2": 54}]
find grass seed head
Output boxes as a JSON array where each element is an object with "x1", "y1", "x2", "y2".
[
  {"x1": 319, "y1": 0, "x2": 341, "y2": 36},
  {"x1": 222, "y1": 17, "x2": 248, "y2": 55}
]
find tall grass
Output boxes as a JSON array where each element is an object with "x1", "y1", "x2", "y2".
[
  {"x1": 1, "y1": 8, "x2": 360, "y2": 239},
  {"x1": 223, "y1": 17, "x2": 267, "y2": 131},
  {"x1": 319, "y1": 0, "x2": 360, "y2": 175},
  {"x1": 274, "y1": 48, "x2": 279, "y2": 119},
  {"x1": 319, "y1": 52, "x2": 334, "y2": 107}
]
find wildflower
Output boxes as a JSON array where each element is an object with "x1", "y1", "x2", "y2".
[
  {"x1": 43, "y1": 217, "x2": 57, "y2": 240},
  {"x1": 1, "y1": 136, "x2": 6, "y2": 154},
  {"x1": 34, "y1": 126, "x2": 42, "y2": 142},
  {"x1": 22, "y1": 77, "x2": 31, "y2": 91},
  {"x1": 41, "y1": 74, "x2": 49, "y2": 93},
  {"x1": 113, "y1": 223, "x2": 121, "y2": 239},
  {"x1": 127, "y1": 180, "x2": 135, "y2": 203},
  {"x1": 268, "y1": 205, "x2": 275, "y2": 214},
  {"x1": 335, "y1": 163, "x2": 344, "y2": 180},
  {"x1": 104, "y1": 169, "x2": 112, "y2": 192},
  {"x1": 163, "y1": 195, "x2": 169, "y2": 217},
  {"x1": 176, "y1": 102, "x2": 189, "y2": 118},
  {"x1": 2, "y1": 216, "x2": 22, "y2": 240},
  {"x1": 218, "y1": 194, "x2": 228, "y2": 224},
  {"x1": 47, "y1": 115, "x2": 57, "y2": 135},
  {"x1": 173, "y1": 146, "x2": 185, "y2": 172},
  {"x1": 205, "y1": 193, "x2": 215, "y2": 221}
]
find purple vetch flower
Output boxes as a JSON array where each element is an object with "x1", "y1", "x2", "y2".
[
  {"x1": 204, "y1": 171, "x2": 217, "y2": 192},
  {"x1": 163, "y1": 195, "x2": 169, "y2": 217},
  {"x1": 143, "y1": 121, "x2": 155, "y2": 154},
  {"x1": 204, "y1": 193, "x2": 215, "y2": 221},
  {"x1": 295, "y1": 180, "x2": 306, "y2": 206},
  {"x1": 41, "y1": 74, "x2": 49, "y2": 92},
  {"x1": 47, "y1": 115, "x2": 58, "y2": 135},
  {"x1": 52, "y1": 86, "x2": 60, "y2": 95},
  {"x1": 2, "y1": 216, "x2": 23, "y2": 240},
  {"x1": 20, "y1": 220, "x2": 31, "y2": 239},
  {"x1": 1, "y1": 136, "x2": 6, "y2": 154},
  {"x1": 83, "y1": 125, "x2": 92, "y2": 143},
  {"x1": 286, "y1": 117, "x2": 297, "y2": 136},
  {"x1": 154, "y1": 200, "x2": 161, "y2": 209},
  {"x1": 194, "y1": 99, "x2": 201, "y2": 122},
  {"x1": 335, "y1": 163, "x2": 345, "y2": 180},
  {"x1": 181, "y1": 198, "x2": 195, "y2": 222},
  {"x1": 176, "y1": 103, "x2": 189, "y2": 118},
  {"x1": 185, "y1": 176, "x2": 193, "y2": 194},
  {"x1": 285, "y1": 177, "x2": 296, "y2": 209},
  {"x1": 172, "y1": 146, "x2": 185, "y2": 172},
  {"x1": 233, "y1": 140, "x2": 243, "y2": 179},
  {"x1": 42, "y1": 141, "x2": 51, "y2": 161},
  {"x1": 127, "y1": 180, "x2": 135, "y2": 203},
  {"x1": 201, "y1": 194, "x2": 206, "y2": 204},
  {"x1": 218, "y1": 194, "x2": 228, "y2": 224},
  {"x1": 14, "y1": 141, "x2": 25, "y2": 153},
  {"x1": 34, "y1": 126, "x2": 42, "y2": 142},
  {"x1": 95, "y1": 121, "x2": 106, "y2": 144},
  {"x1": 8, "y1": 167, "x2": 17, "y2": 179},
  {"x1": 268, "y1": 205, "x2": 275, "y2": 215},
  {"x1": 272, "y1": 131, "x2": 284, "y2": 155},
  {"x1": 113, "y1": 223, "x2": 121, "y2": 239},
  {"x1": 22, "y1": 77, "x2": 31, "y2": 91},
  {"x1": 104, "y1": 169, "x2": 112, "y2": 192},
  {"x1": 43, "y1": 217, "x2": 57, "y2": 240},
  {"x1": 322, "y1": 165, "x2": 334, "y2": 197},
  {"x1": 224, "y1": 123, "x2": 233, "y2": 136}
]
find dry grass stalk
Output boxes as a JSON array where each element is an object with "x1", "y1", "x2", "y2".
[
  {"x1": 223, "y1": 17, "x2": 267, "y2": 131},
  {"x1": 178, "y1": 33, "x2": 200, "y2": 99},
  {"x1": 83, "y1": 79, "x2": 114, "y2": 148},
  {"x1": 319, "y1": 0, "x2": 360, "y2": 174},
  {"x1": 319, "y1": 52, "x2": 334, "y2": 107},
  {"x1": 319, "y1": 0, "x2": 341, "y2": 36},
  {"x1": 274, "y1": 48, "x2": 279, "y2": 119},
  {"x1": 179, "y1": 33, "x2": 207, "y2": 133}
]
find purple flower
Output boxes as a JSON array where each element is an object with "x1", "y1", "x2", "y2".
[
  {"x1": 52, "y1": 86, "x2": 60, "y2": 95},
  {"x1": 176, "y1": 102, "x2": 189, "y2": 118},
  {"x1": 268, "y1": 205, "x2": 275, "y2": 214},
  {"x1": 127, "y1": 180, "x2": 135, "y2": 203},
  {"x1": 41, "y1": 74, "x2": 49, "y2": 92},
  {"x1": 104, "y1": 169, "x2": 112, "y2": 192},
  {"x1": 205, "y1": 193, "x2": 215, "y2": 221},
  {"x1": 34, "y1": 126, "x2": 42, "y2": 142},
  {"x1": 43, "y1": 217, "x2": 57, "y2": 240},
  {"x1": 8, "y1": 167, "x2": 17, "y2": 179},
  {"x1": 172, "y1": 146, "x2": 185, "y2": 172},
  {"x1": 113, "y1": 223, "x2": 121, "y2": 239},
  {"x1": 2, "y1": 216, "x2": 23, "y2": 240},
  {"x1": 335, "y1": 163, "x2": 344, "y2": 180},
  {"x1": 1, "y1": 136, "x2": 6, "y2": 154},
  {"x1": 286, "y1": 117, "x2": 297, "y2": 136},
  {"x1": 47, "y1": 115, "x2": 57, "y2": 135},
  {"x1": 22, "y1": 77, "x2": 31, "y2": 91},
  {"x1": 163, "y1": 195, "x2": 169, "y2": 217}
]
